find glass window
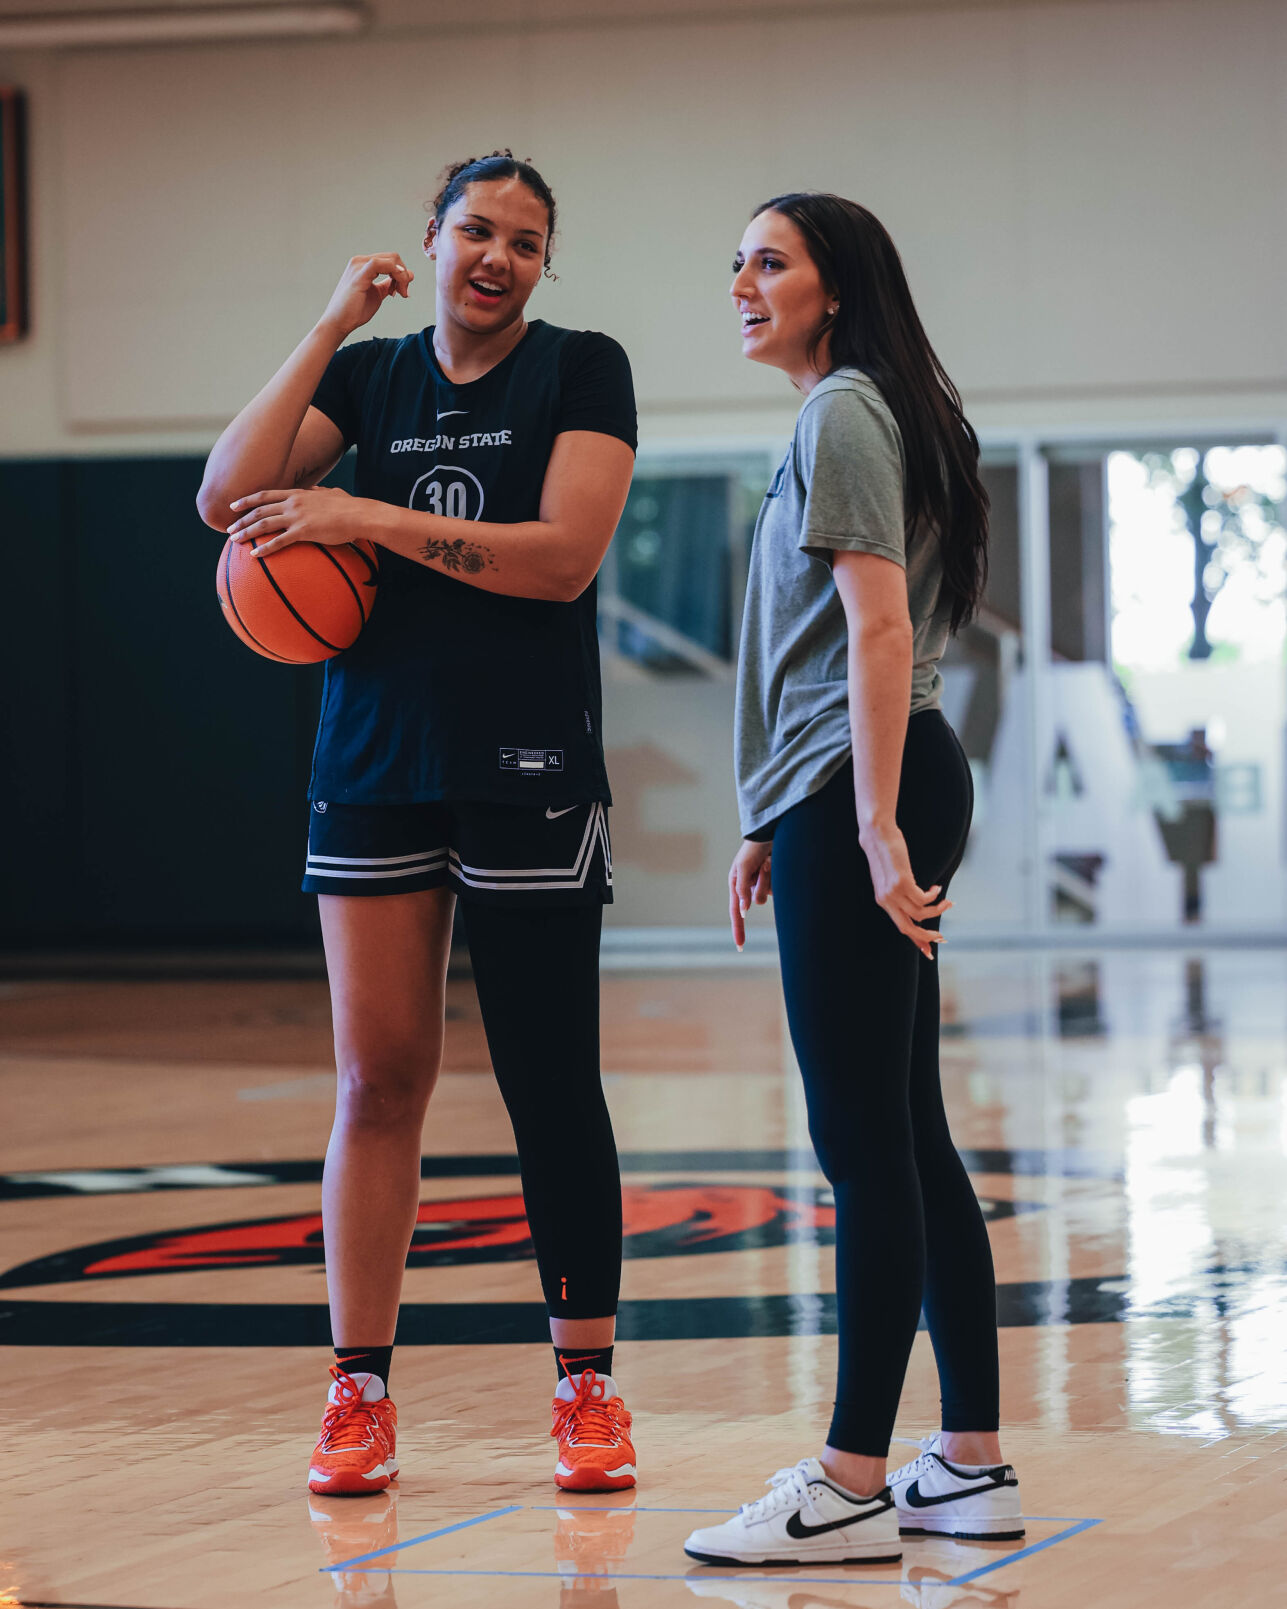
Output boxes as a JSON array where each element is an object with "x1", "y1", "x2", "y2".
[
  {"x1": 597, "y1": 434, "x2": 1287, "y2": 939},
  {"x1": 599, "y1": 453, "x2": 773, "y2": 928},
  {"x1": 600, "y1": 457, "x2": 770, "y2": 676},
  {"x1": 1034, "y1": 440, "x2": 1285, "y2": 933},
  {"x1": 1104, "y1": 444, "x2": 1287, "y2": 929}
]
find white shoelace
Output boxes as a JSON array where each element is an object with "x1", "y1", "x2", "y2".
[
  {"x1": 738, "y1": 1460, "x2": 816, "y2": 1523},
  {"x1": 888, "y1": 1434, "x2": 940, "y2": 1483}
]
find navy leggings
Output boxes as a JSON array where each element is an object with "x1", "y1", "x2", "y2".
[
  {"x1": 464, "y1": 902, "x2": 622, "y2": 1320},
  {"x1": 770, "y1": 711, "x2": 999, "y2": 1455}
]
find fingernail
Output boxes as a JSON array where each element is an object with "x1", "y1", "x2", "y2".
[{"x1": 230, "y1": 499, "x2": 242, "y2": 509}]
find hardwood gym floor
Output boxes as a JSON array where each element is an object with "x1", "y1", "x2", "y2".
[{"x1": 1, "y1": 948, "x2": 1284, "y2": 1607}]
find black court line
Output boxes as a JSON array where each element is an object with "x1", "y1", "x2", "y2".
[
  {"x1": 14, "y1": 1602, "x2": 185, "y2": 1608},
  {"x1": 0, "y1": 1145, "x2": 1121, "y2": 1200},
  {"x1": 0, "y1": 1277, "x2": 1198, "y2": 1346}
]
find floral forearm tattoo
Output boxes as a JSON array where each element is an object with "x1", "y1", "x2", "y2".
[{"x1": 419, "y1": 536, "x2": 497, "y2": 576}]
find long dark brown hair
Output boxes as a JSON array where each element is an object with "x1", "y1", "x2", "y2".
[{"x1": 754, "y1": 192, "x2": 988, "y2": 631}]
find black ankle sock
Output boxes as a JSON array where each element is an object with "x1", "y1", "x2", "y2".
[
  {"x1": 333, "y1": 1345, "x2": 393, "y2": 1394},
  {"x1": 554, "y1": 1344, "x2": 614, "y2": 1385}
]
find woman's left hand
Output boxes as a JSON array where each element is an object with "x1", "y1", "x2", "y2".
[
  {"x1": 729, "y1": 838, "x2": 773, "y2": 951},
  {"x1": 859, "y1": 822, "x2": 952, "y2": 960},
  {"x1": 227, "y1": 485, "x2": 371, "y2": 557}
]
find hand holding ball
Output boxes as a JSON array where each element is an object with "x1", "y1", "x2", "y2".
[{"x1": 216, "y1": 536, "x2": 379, "y2": 663}]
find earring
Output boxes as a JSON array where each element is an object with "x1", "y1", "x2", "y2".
[{"x1": 827, "y1": 305, "x2": 839, "y2": 317}]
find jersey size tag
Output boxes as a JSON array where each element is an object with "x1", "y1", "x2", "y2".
[{"x1": 499, "y1": 747, "x2": 564, "y2": 774}]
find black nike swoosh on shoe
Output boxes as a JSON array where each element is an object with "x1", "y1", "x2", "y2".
[
  {"x1": 901, "y1": 1478, "x2": 1004, "y2": 1508},
  {"x1": 784, "y1": 1502, "x2": 889, "y2": 1540}
]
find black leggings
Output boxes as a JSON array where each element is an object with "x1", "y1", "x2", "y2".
[
  {"x1": 462, "y1": 901, "x2": 622, "y2": 1320},
  {"x1": 770, "y1": 711, "x2": 998, "y2": 1455}
]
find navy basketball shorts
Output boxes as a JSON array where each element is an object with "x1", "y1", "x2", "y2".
[{"x1": 302, "y1": 798, "x2": 612, "y2": 908}]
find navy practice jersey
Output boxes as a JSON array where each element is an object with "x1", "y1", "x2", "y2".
[{"x1": 307, "y1": 321, "x2": 637, "y2": 805}]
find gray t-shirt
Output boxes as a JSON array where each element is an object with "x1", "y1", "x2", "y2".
[{"x1": 734, "y1": 368, "x2": 949, "y2": 838}]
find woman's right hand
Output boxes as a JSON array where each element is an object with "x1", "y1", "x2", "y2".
[
  {"x1": 859, "y1": 822, "x2": 952, "y2": 960},
  {"x1": 318, "y1": 253, "x2": 414, "y2": 340},
  {"x1": 729, "y1": 839, "x2": 773, "y2": 951}
]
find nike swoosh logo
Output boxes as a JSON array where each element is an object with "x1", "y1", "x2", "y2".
[
  {"x1": 902, "y1": 1478, "x2": 1002, "y2": 1508},
  {"x1": 546, "y1": 806, "x2": 578, "y2": 819},
  {"x1": 784, "y1": 1505, "x2": 886, "y2": 1540},
  {"x1": 437, "y1": 410, "x2": 467, "y2": 420}
]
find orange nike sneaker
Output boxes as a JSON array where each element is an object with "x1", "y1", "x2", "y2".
[
  {"x1": 550, "y1": 1370, "x2": 637, "y2": 1492},
  {"x1": 308, "y1": 1365, "x2": 399, "y2": 1496}
]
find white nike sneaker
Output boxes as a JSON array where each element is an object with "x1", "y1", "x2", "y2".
[
  {"x1": 887, "y1": 1436, "x2": 1023, "y2": 1540},
  {"x1": 683, "y1": 1457, "x2": 902, "y2": 1567}
]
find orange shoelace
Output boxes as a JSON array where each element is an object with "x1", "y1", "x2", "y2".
[
  {"x1": 551, "y1": 1370, "x2": 631, "y2": 1447},
  {"x1": 318, "y1": 1364, "x2": 386, "y2": 1452}
]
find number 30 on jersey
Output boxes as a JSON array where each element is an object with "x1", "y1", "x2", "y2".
[{"x1": 409, "y1": 465, "x2": 486, "y2": 522}]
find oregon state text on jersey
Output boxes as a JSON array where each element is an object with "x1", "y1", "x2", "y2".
[{"x1": 307, "y1": 321, "x2": 636, "y2": 806}]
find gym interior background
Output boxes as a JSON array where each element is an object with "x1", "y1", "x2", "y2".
[
  {"x1": 3, "y1": 5, "x2": 1287, "y2": 1607},
  {"x1": 1, "y1": 0, "x2": 1284, "y2": 956}
]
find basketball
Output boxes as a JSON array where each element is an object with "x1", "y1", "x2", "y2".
[{"x1": 216, "y1": 536, "x2": 379, "y2": 663}]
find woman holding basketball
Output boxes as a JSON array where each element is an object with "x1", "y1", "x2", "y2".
[
  {"x1": 683, "y1": 194, "x2": 1021, "y2": 1568},
  {"x1": 198, "y1": 152, "x2": 638, "y2": 1497}
]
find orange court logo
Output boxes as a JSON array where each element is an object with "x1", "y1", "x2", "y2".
[
  {"x1": 2, "y1": 1148, "x2": 1148, "y2": 1348},
  {"x1": 0, "y1": 1184, "x2": 837, "y2": 1288}
]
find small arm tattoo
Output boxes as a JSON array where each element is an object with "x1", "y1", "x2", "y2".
[{"x1": 420, "y1": 536, "x2": 497, "y2": 576}]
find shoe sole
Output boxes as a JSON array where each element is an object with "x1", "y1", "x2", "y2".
[
  {"x1": 555, "y1": 1464, "x2": 637, "y2": 1492},
  {"x1": 684, "y1": 1546, "x2": 903, "y2": 1567},
  {"x1": 308, "y1": 1458, "x2": 398, "y2": 1496},
  {"x1": 900, "y1": 1518, "x2": 1024, "y2": 1541}
]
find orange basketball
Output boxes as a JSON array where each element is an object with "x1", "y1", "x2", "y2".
[{"x1": 216, "y1": 537, "x2": 379, "y2": 663}]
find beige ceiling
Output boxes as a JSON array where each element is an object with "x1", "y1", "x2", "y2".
[{"x1": 0, "y1": 0, "x2": 1148, "y2": 27}]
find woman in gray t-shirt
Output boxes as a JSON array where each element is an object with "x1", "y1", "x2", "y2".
[{"x1": 685, "y1": 196, "x2": 1020, "y2": 1569}]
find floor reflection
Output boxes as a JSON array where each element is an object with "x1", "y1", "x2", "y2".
[
  {"x1": 681, "y1": 1531, "x2": 1024, "y2": 1607},
  {"x1": 899, "y1": 1560, "x2": 1021, "y2": 1609},
  {"x1": 937, "y1": 950, "x2": 1287, "y2": 1435},
  {"x1": 552, "y1": 1494, "x2": 637, "y2": 1606},
  {"x1": 1054, "y1": 959, "x2": 1106, "y2": 1039},
  {"x1": 309, "y1": 1488, "x2": 399, "y2": 1607},
  {"x1": 553, "y1": 1493, "x2": 637, "y2": 1609}
]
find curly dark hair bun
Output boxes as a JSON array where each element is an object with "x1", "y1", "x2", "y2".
[{"x1": 431, "y1": 150, "x2": 557, "y2": 268}]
